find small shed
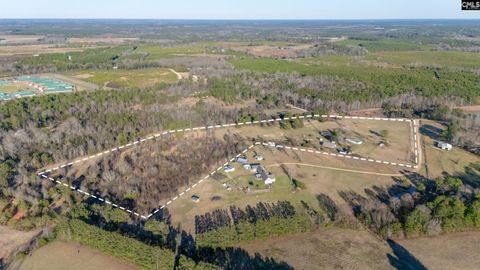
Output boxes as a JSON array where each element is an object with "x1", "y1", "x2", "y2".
[
  {"x1": 243, "y1": 164, "x2": 252, "y2": 170},
  {"x1": 237, "y1": 157, "x2": 248, "y2": 164},
  {"x1": 254, "y1": 155, "x2": 264, "y2": 161},
  {"x1": 224, "y1": 165, "x2": 235, "y2": 173},
  {"x1": 191, "y1": 195, "x2": 200, "y2": 203},
  {"x1": 436, "y1": 141, "x2": 453, "y2": 151}
]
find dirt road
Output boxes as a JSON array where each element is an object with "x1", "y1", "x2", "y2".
[{"x1": 267, "y1": 163, "x2": 403, "y2": 177}]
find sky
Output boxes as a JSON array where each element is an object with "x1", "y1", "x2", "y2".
[{"x1": 0, "y1": 0, "x2": 479, "y2": 20}]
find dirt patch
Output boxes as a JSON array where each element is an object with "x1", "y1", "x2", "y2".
[
  {"x1": 0, "y1": 45, "x2": 84, "y2": 56},
  {"x1": 14, "y1": 240, "x2": 139, "y2": 270},
  {"x1": 231, "y1": 44, "x2": 313, "y2": 58},
  {"x1": 0, "y1": 226, "x2": 39, "y2": 262},
  {"x1": 0, "y1": 35, "x2": 45, "y2": 45},
  {"x1": 67, "y1": 37, "x2": 139, "y2": 44},
  {"x1": 73, "y1": 74, "x2": 93, "y2": 79}
]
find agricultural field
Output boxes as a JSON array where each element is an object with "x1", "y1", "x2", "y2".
[
  {"x1": 241, "y1": 227, "x2": 480, "y2": 270},
  {"x1": 0, "y1": 45, "x2": 84, "y2": 56},
  {"x1": 397, "y1": 232, "x2": 480, "y2": 270},
  {"x1": 241, "y1": 227, "x2": 395, "y2": 270},
  {"x1": 14, "y1": 241, "x2": 138, "y2": 270},
  {"x1": 66, "y1": 68, "x2": 178, "y2": 89}
]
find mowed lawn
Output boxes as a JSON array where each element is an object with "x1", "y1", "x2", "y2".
[{"x1": 67, "y1": 68, "x2": 178, "y2": 89}]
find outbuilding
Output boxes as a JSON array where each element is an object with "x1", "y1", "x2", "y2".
[
  {"x1": 224, "y1": 165, "x2": 235, "y2": 173},
  {"x1": 191, "y1": 195, "x2": 200, "y2": 203},
  {"x1": 346, "y1": 138, "x2": 363, "y2": 145},
  {"x1": 436, "y1": 141, "x2": 453, "y2": 151}
]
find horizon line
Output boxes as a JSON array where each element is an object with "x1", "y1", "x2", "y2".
[{"x1": 1, "y1": 18, "x2": 480, "y2": 21}]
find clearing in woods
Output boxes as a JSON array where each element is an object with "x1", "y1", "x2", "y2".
[{"x1": 65, "y1": 68, "x2": 178, "y2": 89}]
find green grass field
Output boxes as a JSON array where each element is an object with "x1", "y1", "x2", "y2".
[
  {"x1": 67, "y1": 68, "x2": 178, "y2": 89},
  {"x1": 337, "y1": 38, "x2": 432, "y2": 51},
  {"x1": 138, "y1": 44, "x2": 207, "y2": 60}
]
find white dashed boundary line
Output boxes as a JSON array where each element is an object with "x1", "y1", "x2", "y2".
[
  {"x1": 256, "y1": 141, "x2": 417, "y2": 169},
  {"x1": 37, "y1": 114, "x2": 412, "y2": 176},
  {"x1": 39, "y1": 174, "x2": 148, "y2": 219},
  {"x1": 36, "y1": 114, "x2": 420, "y2": 220},
  {"x1": 39, "y1": 132, "x2": 419, "y2": 220}
]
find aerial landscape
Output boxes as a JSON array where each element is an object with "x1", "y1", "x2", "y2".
[{"x1": 0, "y1": 1, "x2": 480, "y2": 269}]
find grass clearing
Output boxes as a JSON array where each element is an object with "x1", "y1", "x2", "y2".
[
  {"x1": 15, "y1": 240, "x2": 139, "y2": 270},
  {"x1": 420, "y1": 120, "x2": 480, "y2": 178},
  {"x1": 139, "y1": 44, "x2": 208, "y2": 60},
  {"x1": 397, "y1": 232, "x2": 480, "y2": 270},
  {"x1": 213, "y1": 118, "x2": 413, "y2": 165},
  {"x1": 168, "y1": 146, "x2": 399, "y2": 233},
  {"x1": 241, "y1": 227, "x2": 394, "y2": 270},
  {"x1": 67, "y1": 68, "x2": 177, "y2": 89}
]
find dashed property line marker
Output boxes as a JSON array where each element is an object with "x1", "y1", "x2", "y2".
[
  {"x1": 261, "y1": 142, "x2": 417, "y2": 169},
  {"x1": 37, "y1": 114, "x2": 411, "y2": 176},
  {"x1": 146, "y1": 145, "x2": 254, "y2": 219},
  {"x1": 39, "y1": 174, "x2": 147, "y2": 219},
  {"x1": 40, "y1": 136, "x2": 420, "y2": 221}
]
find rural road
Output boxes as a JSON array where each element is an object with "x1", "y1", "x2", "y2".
[
  {"x1": 413, "y1": 119, "x2": 423, "y2": 171},
  {"x1": 267, "y1": 163, "x2": 403, "y2": 177}
]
